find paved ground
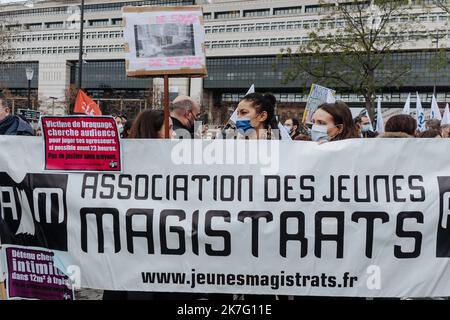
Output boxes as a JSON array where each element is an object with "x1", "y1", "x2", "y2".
[{"x1": 75, "y1": 289, "x2": 103, "y2": 300}]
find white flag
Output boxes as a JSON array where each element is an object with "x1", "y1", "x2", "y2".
[
  {"x1": 402, "y1": 93, "x2": 411, "y2": 115},
  {"x1": 430, "y1": 95, "x2": 442, "y2": 120},
  {"x1": 230, "y1": 84, "x2": 255, "y2": 124},
  {"x1": 442, "y1": 103, "x2": 450, "y2": 125},
  {"x1": 246, "y1": 84, "x2": 255, "y2": 95},
  {"x1": 376, "y1": 96, "x2": 384, "y2": 134},
  {"x1": 416, "y1": 92, "x2": 426, "y2": 132},
  {"x1": 278, "y1": 122, "x2": 293, "y2": 141}
]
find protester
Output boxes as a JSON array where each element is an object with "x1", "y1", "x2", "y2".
[
  {"x1": 311, "y1": 101, "x2": 359, "y2": 142},
  {"x1": 119, "y1": 114, "x2": 128, "y2": 124},
  {"x1": 128, "y1": 110, "x2": 173, "y2": 139},
  {"x1": 0, "y1": 94, "x2": 34, "y2": 136},
  {"x1": 104, "y1": 110, "x2": 171, "y2": 300},
  {"x1": 283, "y1": 117, "x2": 301, "y2": 139},
  {"x1": 417, "y1": 129, "x2": 442, "y2": 138},
  {"x1": 122, "y1": 119, "x2": 134, "y2": 139},
  {"x1": 171, "y1": 95, "x2": 201, "y2": 138},
  {"x1": 426, "y1": 119, "x2": 441, "y2": 131},
  {"x1": 104, "y1": 110, "x2": 175, "y2": 300},
  {"x1": 355, "y1": 114, "x2": 377, "y2": 138},
  {"x1": 114, "y1": 115, "x2": 125, "y2": 137},
  {"x1": 106, "y1": 110, "x2": 232, "y2": 300},
  {"x1": 379, "y1": 114, "x2": 416, "y2": 138},
  {"x1": 442, "y1": 124, "x2": 450, "y2": 138},
  {"x1": 235, "y1": 92, "x2": 279, "y2": 140}
]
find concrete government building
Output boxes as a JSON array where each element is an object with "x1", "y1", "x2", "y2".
[{"x1": 1, "y1": 0, "x2": 450, "y2": 122}]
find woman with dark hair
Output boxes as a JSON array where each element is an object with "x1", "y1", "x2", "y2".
[
  {"x1": 121, "y1": 119, "x2": 134, "y2": 139},
  {"x1": 235, "y1": 92, "x2": 279, "y2": 139},
  {"x1": 379, "y1": 114, "x2": 417, "y2": 138},
  {"x1": 128, "y1": 110, "x2": 173, "y2": 139},
  {"x1": 311, "y1": 102, "x2": 359, "y2": 142},
  {"x1": 104, "y1": 110, "x2": 230, "y2": 301},
  {"x1": 103, "y1": 110, "x2": 176, "y2": 300}
]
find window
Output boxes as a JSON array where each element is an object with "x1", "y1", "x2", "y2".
[
  {"x1": 243, "y1": 9, "x2": 270, "y2": 17},
  {"x1": 112, "y1": 18, "x2": 123, "y2": 25},
  {"x1": 0, "y1": 1, "x2": 195, "y2": 19},
  {"x1": 274, "y1": 6, "x2": 302, "y2": 16},
  {"x1": 27, "y1": 23, "x2": 42, "y2": 30},
  {"x1": 90, "y1": 19, "x2": 109, "y2": 27},
  {"x1": 46, "y1": 22, "x2": 64, "y2": 29},
  {"x1": 305, "y1": 5, "x2": 334, "y2": 13},
  {"x1": 215, "y1": 11, "x2": 240, "y2": 19}
]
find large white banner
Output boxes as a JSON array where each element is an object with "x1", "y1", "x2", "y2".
[{"x1": 1, "y1": 137, "x2": 450, "y2": 297}]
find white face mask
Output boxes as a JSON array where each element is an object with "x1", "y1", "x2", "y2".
[
  {"x1": 311, "y1": 124, "x2": 329, "y2": 142},
  {"x1": 117, "y1": 124, "x2": 124, "y2": 134}
]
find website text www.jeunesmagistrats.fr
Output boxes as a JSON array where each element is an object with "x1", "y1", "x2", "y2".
[{"x1": 141, "y1": 270, "x2": 358, "y2": 290}]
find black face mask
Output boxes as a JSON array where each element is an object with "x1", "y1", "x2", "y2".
[{"x1": 197, "y1": 113, "x2": 208, "y2": 124}]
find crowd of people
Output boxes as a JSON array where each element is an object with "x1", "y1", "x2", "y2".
[
  {"x1": 114, "y1": 93, "x2": 449, "y2": 142},
  {"x1": 1, "y1": 91, "x2": 449, "y2": 141},
  {"x1": 1, "y1": 91, "x2": 448, "y2": 301}
]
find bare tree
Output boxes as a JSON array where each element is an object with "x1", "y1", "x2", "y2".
[
  {"x1": 147, "y1": 84, "x2": 163, "y2": 110},
  {"x1": 435, "y1": 0, "x2": 450, "y2": 13},
  {"x1": 65, "y1": 84, "x2": 79, "y2": 114},
  {"x1": 278, "y1": 0, "x2": 423, "y2": 121},
  {"x1": 0, "y1": 17, "x2": 16, "y2": 63}
]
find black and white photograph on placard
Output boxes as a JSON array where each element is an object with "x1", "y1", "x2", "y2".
[{"x1": 134, "y1": 23, "x2": 195, "y2": 58}]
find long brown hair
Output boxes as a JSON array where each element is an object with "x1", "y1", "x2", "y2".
[
  {"x1": 128, "y1": 110, "x2": 164, "y2": 139},
  {"x1": 317, "y1": 102, "x2": 359, "y2": 141}
]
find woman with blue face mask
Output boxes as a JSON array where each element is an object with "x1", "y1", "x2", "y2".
[
  {"x1": 311, "y1": 102, "x2": 359, "y2": 142},
  {"x1": 235, "y1": 93, "x2": 279, "y2": 140}
]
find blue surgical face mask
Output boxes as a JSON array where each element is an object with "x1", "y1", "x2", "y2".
[
  {"x1": 284, "y1": 125, "x2": 292, "y2": 133},
  {"x1": 361, "y1": 124, "x2": 371, "y2": 133},
  {"x1": 117, "y1": 124, "x2": 124, "y2": 134},
  {"x1": 311, "y1": 124, "x2": 329, "y2": 142},
  {"x1": 235, "y1": 118, "x2": 255, "y2": 134}
]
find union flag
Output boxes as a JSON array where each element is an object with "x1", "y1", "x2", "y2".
[{"x1": 73, "y1": 90, "x2": 102, "y2": 116}]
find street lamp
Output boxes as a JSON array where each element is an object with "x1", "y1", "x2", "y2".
[
  {"x1": 25, "y1": 67, "x2": 34, "y2": 110},
  {"x1": 49, "y1": 96, "x2": 58, "y2": 115}
]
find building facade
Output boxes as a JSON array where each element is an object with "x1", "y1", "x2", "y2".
[{"x1": 0, "y1": 0, "x2": 450, "y2": 121}]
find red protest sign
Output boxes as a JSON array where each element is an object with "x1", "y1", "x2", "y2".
[{"x1": 41, "y1": 116, "x2": 121, "y2": 172}]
